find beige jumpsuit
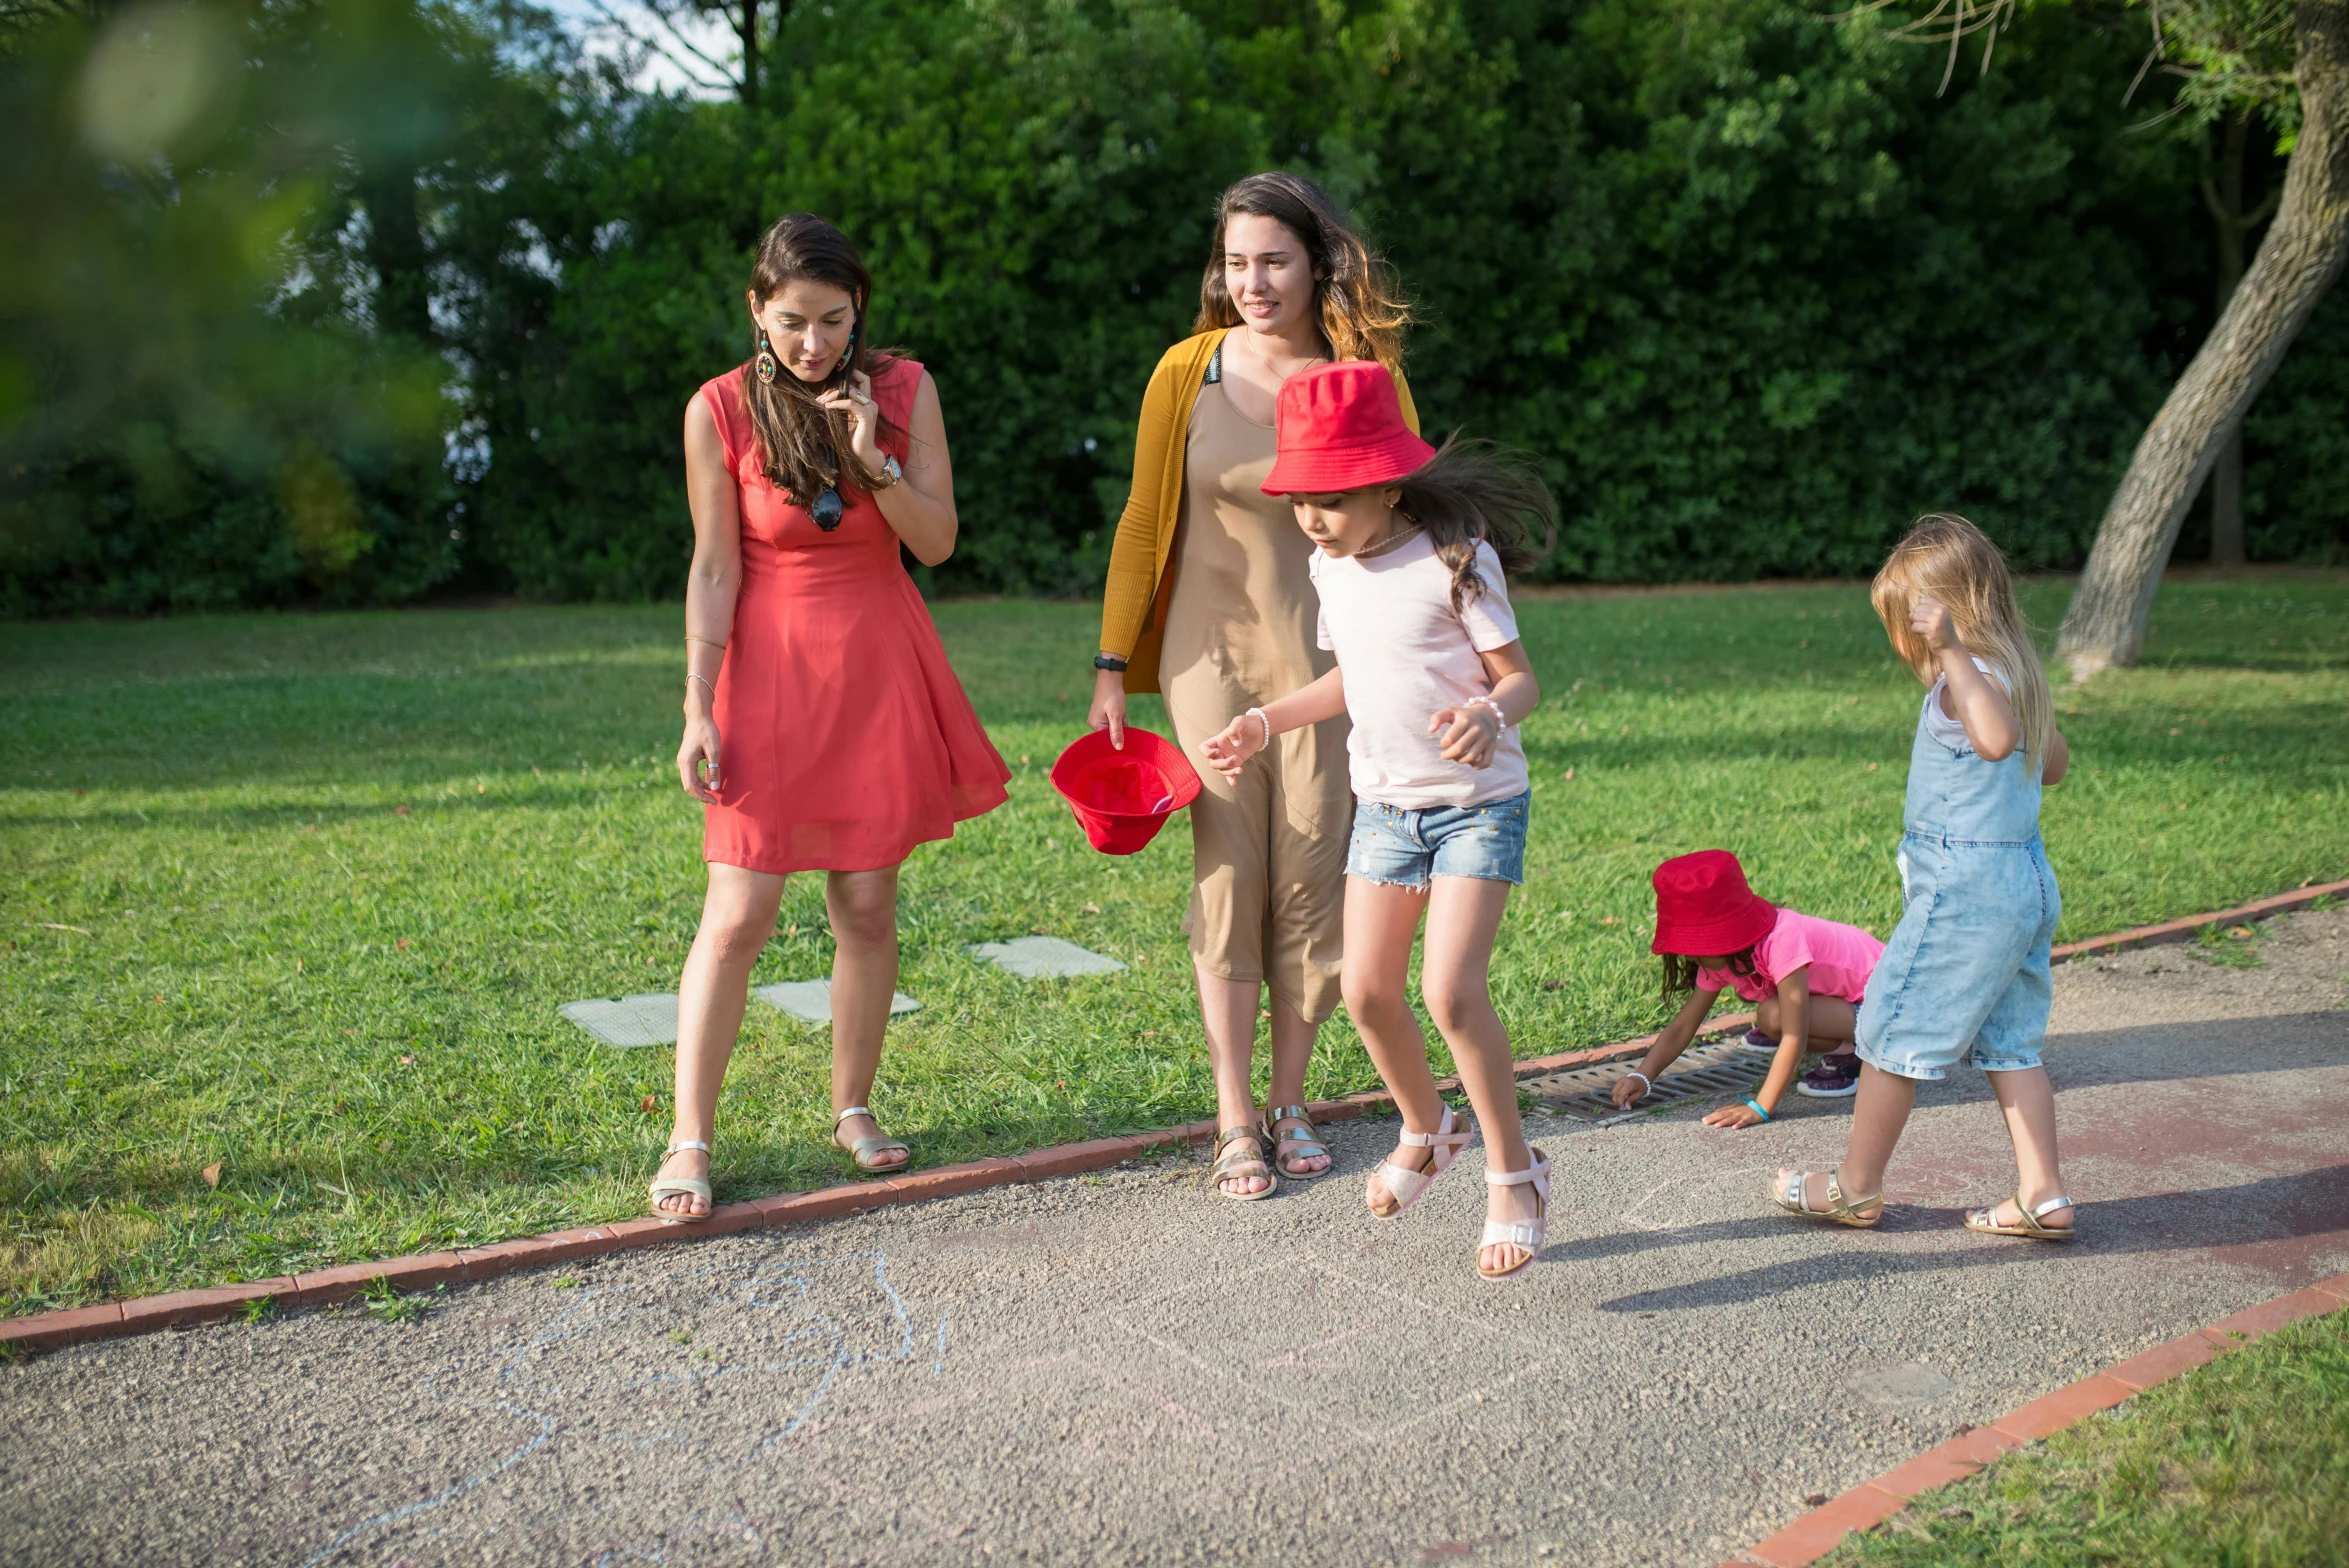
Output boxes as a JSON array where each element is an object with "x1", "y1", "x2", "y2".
[{"x1": 1158, "y1": 371, "x2": 1352, "y2": 1023}]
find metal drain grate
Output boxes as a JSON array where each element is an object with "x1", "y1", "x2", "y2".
[{"x1": 1523, "y1": 1033, "x2": 1775, "y2": 1124}]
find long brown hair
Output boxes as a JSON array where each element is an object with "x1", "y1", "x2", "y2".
[
  {"x1": 1662, "y1": 949, "x2": 1760, "y2": 1001},
  {"x1": 1394, "y1": 436, "x2": 1557, "y2": 613},
  {"x1": 742, "y1": 213, "x2": 901, "y2": 502},
  {"x1": 1193, "y1": 172, "x2": 1412, "y2": 372},
  {"x1": 1870, "y1": 513, "x2": 2054, "y2": 763}
]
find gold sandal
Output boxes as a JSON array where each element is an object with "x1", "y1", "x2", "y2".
[
  {"x1": 834, "y1": 1106, "x2": 910, "y2": 1174},
  {"x1": 1206, "y1": 1124, "x2": 1276, "y2": 1201},
  {"x1": 1770, "y1": 1167, "x2": 1883, "y2": 1228},
  {"x1": 1965, "y1": 1191, "x2": 2077, "y2": 1241}
]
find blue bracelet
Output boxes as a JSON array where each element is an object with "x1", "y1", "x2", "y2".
[{"x1": 1745, "y1": 1097, "x2": 1773, "y2": 1122}]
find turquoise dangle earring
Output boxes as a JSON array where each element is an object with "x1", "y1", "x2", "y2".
[
  {"x1": 754, "y1": 331, "x2": 778, "y2": 385},
  {"x1": 837, "y1": 324, "x2": 857, "y2": 377}
]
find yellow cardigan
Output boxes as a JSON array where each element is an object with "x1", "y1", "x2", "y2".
[{"x1": 1096, "y1": 329, "x2": 1420, "y2": 694}]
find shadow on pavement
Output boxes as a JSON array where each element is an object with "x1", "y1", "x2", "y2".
[{"x1": 1585, "y1": 1164, "x2": 2349, "y2": 1313}]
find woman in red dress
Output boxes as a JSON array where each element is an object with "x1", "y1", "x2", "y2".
[{"x1": 650, "y1": 214, "x2": 1009, "y2": 1221}]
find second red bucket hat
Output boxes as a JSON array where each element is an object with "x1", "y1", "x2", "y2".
[
  {"x1": 1650, "y1": 850, "x2": 1777, "y2": 957},
  {"x1": 1049, "y1": 727, "x2": 1202, "y2": 855},
  {"x1": 1260, "y1": 360, "x2": 1436, "y2": 497}
]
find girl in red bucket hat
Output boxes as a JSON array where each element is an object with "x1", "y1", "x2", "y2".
[
  {"x1": 1611, "y1": 850, "x2": 1884, "y2": 1127},
  {"x1": 1202, "y1": 359, "x2": 1560, "y2": 1280}
]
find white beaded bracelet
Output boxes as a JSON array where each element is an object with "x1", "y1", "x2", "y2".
[
  {"x1": 1622, "y1": 1070, "x2": 1652, "y2": 1095},
  {"x1": 1247, "y1": 706, "x2": 1271, "y2": 748},
  {"x1": 1468, "y1": 695, "x2": 1508, "y2": 729}
]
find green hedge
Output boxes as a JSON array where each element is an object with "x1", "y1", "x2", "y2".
[{"x1": 4, "y1": 0, "x2": 2343, "y2": 614}]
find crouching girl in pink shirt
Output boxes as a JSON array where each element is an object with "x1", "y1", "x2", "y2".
[{"x1": 1611, "y1": 850, "x2": 1884, "y2": 1126}]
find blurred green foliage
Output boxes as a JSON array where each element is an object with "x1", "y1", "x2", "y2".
[{"x1": 2, "y1": 0, "x2": 2343, "y2": 612}]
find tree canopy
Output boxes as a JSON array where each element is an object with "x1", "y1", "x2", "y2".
[{"x1": 3, "y1": 0, "x2": 2343, "y2": 614}]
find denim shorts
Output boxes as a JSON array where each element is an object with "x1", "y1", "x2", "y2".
[
  {"x1": 1855, "y1": 833, "x2": 2061, "y2": 1081},
  {"x1": 1346, "y1": 792, "x2": 1529, "y2": 890}
]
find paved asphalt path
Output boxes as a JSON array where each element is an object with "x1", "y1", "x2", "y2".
[{"x1": 5, "y1": 910, "x2": 2347, "y2": 1568}]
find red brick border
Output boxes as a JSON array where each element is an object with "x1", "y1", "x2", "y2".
[
  {"x1": 2, "y1": 879, "x2": 2337, "y2": 1357},
  {"x1": 1718, "y1": 1273, "x2": 2349, "y2": 1568},
  {"x1": 2049, "y1": 877, "x2": 2349, "y2": 961}
]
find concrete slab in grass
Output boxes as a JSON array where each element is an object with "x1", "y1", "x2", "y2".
[
  {"x1": 558, "y1": 993, "x2": 678, "y2": 1048},
  {"x1": 967, "y1": 935, "x2": 1126, "y2": 979},
  {"x1": 753, "y1": 979, "x2": 921, "y2": 1025}
]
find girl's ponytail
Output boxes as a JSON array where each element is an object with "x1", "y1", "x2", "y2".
[{"x1": 1394, "y1": 436, "x2": 1557, "y2": 614}]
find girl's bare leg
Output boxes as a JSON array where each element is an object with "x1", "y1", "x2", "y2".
[
  {"x1": 1196, "y1": 966, "x2": 1272, "y2": 1195},
  {"x1": 1419, "y1": 876, "x2": 1536, "y2": 1275},
  {"x1": 662, "y1": 863, "x2": 789, "y2": 1216},
  {"x1": 826, "y1": 866, "x2": 906, "y2": 1167},
  {"x1": 1755, "y1": 995, "x2": 1860, "y2": 1050},
  {"x1": 1985, "y1": 1066, "x2": 2073, "y2": 1229},
  {"x1": 1341, "y1": 877, "x2": 1446, "y2": 1206},
  {"x1": 1792, "y1": 1063, "x2": 1916, "y2": 1210}
]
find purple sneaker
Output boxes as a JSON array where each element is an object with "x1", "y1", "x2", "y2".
[
  {"x1": 1743, "y1": 1028, "x2": 1774, "y2": 1049},
  {"x1": 1796, "y1": 1053, "x2": 1862, "y2": 1099}
]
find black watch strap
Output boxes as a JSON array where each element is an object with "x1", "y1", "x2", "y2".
[{"x1": 1093, "y1": 653, "x2": 1129, "y2": 672}]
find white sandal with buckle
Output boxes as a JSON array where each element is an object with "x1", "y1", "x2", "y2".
[
  {"x1": 1367, "y1": 1105, "x2": 1477, "y2": 1218},
  {"x1": 649, "y1": 1139, "x2": 712, "y2": 1224},
  {"x1": 1480, "y1": 1148, "x2": 1550, "y2": 1280}
]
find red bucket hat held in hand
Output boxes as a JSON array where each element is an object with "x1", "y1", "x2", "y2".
[
  {"x1": 1650, "y1": 849, "x2": 1778, "y2": 957},
  {"x1": 1260, "y1": 360, "x2": 1437, "y2": 497},
  {"x1": 1050, "y1": 727, "x2": 1203, "y2": 855}
]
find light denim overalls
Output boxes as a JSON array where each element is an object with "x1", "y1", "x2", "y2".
[{"x1": 1854, "y1": 671, "x2": 2060, "y2": 1080}]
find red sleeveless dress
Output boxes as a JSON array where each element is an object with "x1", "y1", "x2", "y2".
[{"x1": 698, "y1": 359, "x2": 1008, "y2": 873}]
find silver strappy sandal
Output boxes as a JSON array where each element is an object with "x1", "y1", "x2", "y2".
[{"x1": 1964, "y1": 1191, "x2": 2077, "y2": 1241}]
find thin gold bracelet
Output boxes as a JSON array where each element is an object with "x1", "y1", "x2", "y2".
[{"x1": 685, "y1": 634, "x2": 728, "y2": 651}]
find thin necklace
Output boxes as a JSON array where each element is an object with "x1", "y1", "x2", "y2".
[
  {"x1": 1354, "y1": 521, "x2": 1421, "y2": 560},
  {"x1": 1244, "y1": 330, "x2": 1327, "y2": 384}
]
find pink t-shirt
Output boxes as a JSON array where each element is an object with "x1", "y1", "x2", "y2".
[{"x1": 1696, "y1": 907, "x2": 1883, "y2": 1005}]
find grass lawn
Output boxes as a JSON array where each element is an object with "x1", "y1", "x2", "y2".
[
  {"x1": 1819, "y1": 1306, "x2": 2349, "y2": 1566},
  {"x1": 2, "y1": 571, "x2": 2346, "y2": 1313}
]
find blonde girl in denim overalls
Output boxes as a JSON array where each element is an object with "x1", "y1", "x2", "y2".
[{"x1": 1770, "y1": 515, "x2": 2078, "y2": 1241}]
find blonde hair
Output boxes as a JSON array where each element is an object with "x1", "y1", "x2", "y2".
[
  {"x1": 1871, "y1": 514, "x2": 2052, "y2": 763},
  {"x1": 1193, "y1": 171, "x2": 1412, "y2": 373}
]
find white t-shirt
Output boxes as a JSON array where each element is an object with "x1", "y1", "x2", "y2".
[
  {"x1": 1923, "y1": 657, "x2": 2006, "y2": 746},
  {"x1": 1310, "y1": 533, "x2": 1528, "y2": 808}
]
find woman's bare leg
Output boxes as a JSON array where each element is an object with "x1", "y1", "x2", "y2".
[
  {"x1": 1419, "y1": 877, "x2": 1535, "y2": 1275},
  {"x1": 1342, "y1": 878, "x2": 1446, "y2": 1206},
  {"x1": 827, "y1": 866, "x2": 906, "y2": 1168},
  {"x1": 1985, "y1": 1066, "x2": 2073, "y2": 1230},
  {"x1": 1263, "y1": 996, "x2": 1329, "y2": 1175},
  {"x1": 1195, "y1": 966, "x2": 1272, "y2": 1195},
  {"x1": 661, "y1": 863, "x2": 789, "y2": 1216}
]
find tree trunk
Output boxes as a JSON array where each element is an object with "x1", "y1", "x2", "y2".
[
  {"x1": 361, "y1": 156, "x2": 433, "y2": 344},
  {"x1": 2058, "y1": 0, "x2": 2349, "y2": 677},
  {"x1": 738, "y1": 0, "x2": 758, "y2": 109},
  {"x1": 2208, "y1": 111, "x2": 2254, "y2": 566}
]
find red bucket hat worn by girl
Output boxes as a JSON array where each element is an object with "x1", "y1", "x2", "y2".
[
  {"x1": 1651, "y1": 849, "x2": 1777, "y2": 957},
  {"x1": 1260, "y1": 360, "x2": 1437, "y2": 497}
]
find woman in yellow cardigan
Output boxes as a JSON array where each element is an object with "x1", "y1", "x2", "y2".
[{"x1": 1089, "y1": 171, "x2": 1418, "y2": 1201}]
